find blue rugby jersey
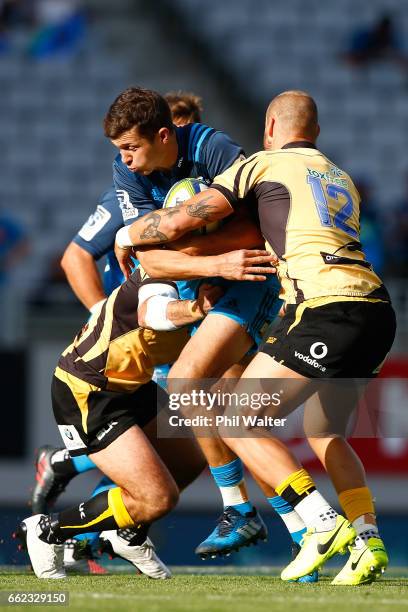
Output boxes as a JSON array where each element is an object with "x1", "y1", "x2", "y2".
[
  {"x1": 73, "y1": 187, "x2": 125, "y2": 295},
  {"x1": 113, "y1": 123, "x2": 244, "y2": 225},
  {"x1": 73, "y1": 124, "x2": 243, "y2": 296}
]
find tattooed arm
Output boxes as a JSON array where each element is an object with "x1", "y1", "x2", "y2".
[{"x1": 122, "y1": 190, "x2": 234, "y2": 246}]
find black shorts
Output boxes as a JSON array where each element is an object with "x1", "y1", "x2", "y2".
[
  {"x1": 261, "y1": 298, "x2": 396, "y2": 378},
  {"x1": 52, "y1": 375, "x2": 165, "y2": 456}
]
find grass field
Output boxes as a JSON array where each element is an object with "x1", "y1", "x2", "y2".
[{"x1": 1, "y1": 567, "x2": 407, "y2": 612}]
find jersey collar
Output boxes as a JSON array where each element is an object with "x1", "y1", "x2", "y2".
[
  {"x1": 281, "y1": 141, "x2": 317, "y2": 149},
  {"x1": 173, "y1": 125, "x2": 192, "y2": 176}
]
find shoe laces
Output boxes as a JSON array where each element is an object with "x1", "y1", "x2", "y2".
[{"x1": 216, "y1": 508, "x2": 240, "y2": 537}]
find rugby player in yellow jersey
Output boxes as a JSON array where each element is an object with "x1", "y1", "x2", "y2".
[
  {"x1": 116, "y1": 90, "x2": 396, "y2": 585},
  {"x1": 19, "y1": 268, "x2": 223, "y2": 579}
]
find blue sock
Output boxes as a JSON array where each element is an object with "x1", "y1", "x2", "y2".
[
  {"x1": 210, "y1": 458, "x2": 254, "y2": 516},
  {"x1": 74, "y1": 476, "x2": 116, "y2": 544},
  {"x1": 71, "y1": 454, "x2": 96, "y2": 474},
  {"x1": 268, "y1": 495, "x2": 306, "y2": 544}
]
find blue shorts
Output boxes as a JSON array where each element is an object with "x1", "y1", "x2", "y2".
[{"x1": 178, "y1": 276, "x2": 282, "y2": 352}]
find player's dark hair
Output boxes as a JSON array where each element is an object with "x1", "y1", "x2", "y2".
[
  {"x1": 165, "y1": 91, "x2": 203, "y2": 124},
  {"x1": 104, "y1": 87, "x2": 174, "y2": 140}
]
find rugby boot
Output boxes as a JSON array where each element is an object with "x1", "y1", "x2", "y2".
[
  {"x1": 31, "y1": 446, "x2": 75, "y2": 514},
  {"x1": 290, "y1": 540, "x2": 319, "y2": 583},
  {"x1": 331, "y1": 536, "x2": 388, "y2": 585},
  {"x1": 195, "y1": 507, "x2": 267, "y2": 559},
  {"x1": 281, "y1": 515, "x2": 356, "y2": 581},
  {"x1": 63, "y1": 538, "x2": 107, "y2": 574},
  {"x1": 19, "y1": 515, "x2": 65, "y2": 579},
  {"x1": 99, "y1": 529, "x2": 171, "y2": 579}
]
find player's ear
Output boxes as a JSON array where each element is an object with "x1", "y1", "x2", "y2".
[
  {"x1": 158, "y1": 127, "x2": 171, "y2": 144},
  {"x1": 263, "y1": 116, "x2": 275, "y2": 148},
  {"x1": 316, "y1": 123, "x2": 320, "y2": 139}
]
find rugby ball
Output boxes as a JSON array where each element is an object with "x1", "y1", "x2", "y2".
[{"x1": 163, "y1": 178, "x2": 220, "y2": 235}]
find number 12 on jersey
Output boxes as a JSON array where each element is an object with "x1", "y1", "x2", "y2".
[{"x1": 307, "y1": 175, "x2": 358, "y2": 239}]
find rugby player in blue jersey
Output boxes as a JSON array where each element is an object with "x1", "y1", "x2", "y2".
[
  {"x1": 104, "y1": 87, "x2": 287, "y2": 559},
  {"x1": 29, "y1": 90, "x2": 285, "y2": 572}
]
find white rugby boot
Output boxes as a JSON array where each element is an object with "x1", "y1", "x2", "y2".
[
  {"x1": 99, "y1": 529, "x2": 171, "y2": 579},
  {"x1": 20, "y1": 515, "x2": 66, "y2": 579}
]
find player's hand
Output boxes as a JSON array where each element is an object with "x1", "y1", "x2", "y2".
[
  {"x1": 114, "y1": 242, "x2": 134, "y2": 279},
  {"x1": 196, "y1": 283, "x2": 225, "y2": 315},
  {"x1": 216, "y1": 249, "x2": 278, "y2": 281}
]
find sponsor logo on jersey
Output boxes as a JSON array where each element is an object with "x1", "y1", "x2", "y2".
[
  {"x1": 78, "y1": 205, "x2": 111, "y2": 241},
  {"x1": 310, "y1": 342, "x2": 328, "y2": 359},
  {"x1": 151, "y1": 187, "x2": 165, "y2": 202},
  {"x1": 58, "y1": 425, "x2": 87, "y2": 451},
  {"x1": 116, "y1": 189, "x2": 139, "y2": 221},
  {"x1": 96, "y1": 420, "x2": 119, "y2": 441},
  {"x1": 306, "y1": 166, "x2": 348, "y2": 187},
  {"x1": 294, "y1": 341, "x2": 328, "y2": 372}
]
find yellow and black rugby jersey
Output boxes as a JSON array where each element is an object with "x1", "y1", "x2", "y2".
[
  {"x1": 212, "y1": 142, "x2": 389, "y2": 305},
  {"x1": 55, "y1": 268, "x2": 189, "y2": 392}
]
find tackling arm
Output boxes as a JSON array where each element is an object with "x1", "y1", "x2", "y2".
[
  {"x1": 117, "y1": 189, "x2": 234, "y2": 247},
  {"x1": 137, "y1": 283, "x2": 223, "y2": 330},
  {"x1": 136, "y1": 247, "x2": 276, "y2": 282},
  {"x1": 166, "y1": 204, "x2": 263, "y2": 256}
]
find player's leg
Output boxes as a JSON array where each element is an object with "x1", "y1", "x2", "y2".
[
  {"x1": 22, "y1": 425, "x2": 178, "y2": 579},
  {"x1": 30, "y1": 446, "x2": 106, "y2": 573},
  {"x1": 221, "y1": 352, "x2": 356, "y2": 580},
  {"x1": 143, "y1": 415, "x2": 206, "y2": 490},
  {"x1": 216, "y1": 362, "x2": 313, "y2": 579},
  {"x1": 31, "y1": 447, "x2": 96, "y2": 515},
  {"x1": 22, "y1": 376, "x2": 179, "y2": 579},
  {"x1": 168, "y1": 314, "x2": 267, "y2": 557},
  {"x1": 304, "y1": 384, "x2": 388, "y2": 585},
  {"x1": 63, "y1": 475, "x2": 111, "y2": 575}
]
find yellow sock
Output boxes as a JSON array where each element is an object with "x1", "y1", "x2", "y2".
[
  {"x1": 58, "y1": 487, "x2": 135, "y2": 538},
  {"x1": 108, "y1": 487, "x2": 135, "y2": 529},
  {"x1": 338, "y1": 486, "x2": 375, "y2": 524},
  {"x1": 276, "y1": 468, "x2": 316, "y2": 506}
]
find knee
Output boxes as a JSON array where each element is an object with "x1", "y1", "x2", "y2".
[
  {"x1": 150, "y1": 484, "x2": 179, "y2": 520},
  {"x1": 122, "y1": 481, "x2": 179, "y2": 524},
  {"x1": 144, "y1": 483, "x2": 180, "y2": 522}
]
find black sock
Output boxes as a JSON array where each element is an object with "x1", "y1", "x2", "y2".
[{"x1": 39, "y1": 490, "x2": 119, "y2": 543}]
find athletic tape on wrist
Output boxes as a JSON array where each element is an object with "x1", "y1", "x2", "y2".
[
  {"x1": 116, "y1": 226, "x2": 133, "y2": 248},
  {"x1": 144, "y1": 295, "x2": 178, "y2": 330}
]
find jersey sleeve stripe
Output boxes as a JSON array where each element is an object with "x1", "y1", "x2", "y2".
[
  {"x1": 188, "y1": 123, "x2": 201, "y2": 158},
  {"x1": 194, "y1": 127, "x2": 214, "y2": 162}
]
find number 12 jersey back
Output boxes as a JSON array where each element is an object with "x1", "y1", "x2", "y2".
[{"x1": 212, "y1": 142, "x2": 388, "y2": 305}]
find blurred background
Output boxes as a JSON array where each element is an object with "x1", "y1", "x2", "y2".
[{"x1": 0, "y1": 0, "x2": 407, "y2": 569}]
